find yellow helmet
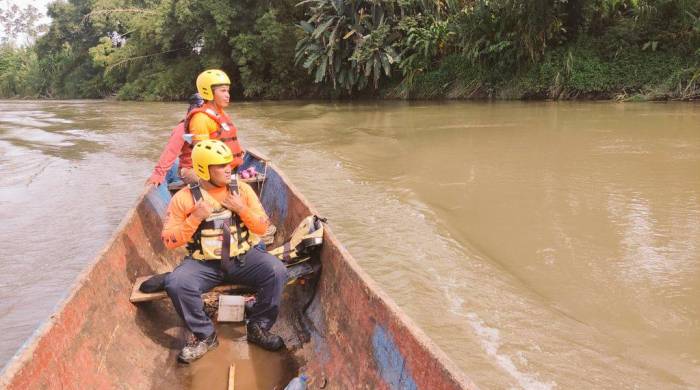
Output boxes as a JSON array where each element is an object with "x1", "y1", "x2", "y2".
[
  {"x1": 196, "y1": 69, "x2": 230, "y2": 100},
  {"x1": 192, "y1": 139, "x2": 233, "y2": 181}
]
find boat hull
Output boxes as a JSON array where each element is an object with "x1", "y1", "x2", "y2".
[{"x1": 0, "y1": 157, "x2": 475, "y2": 389}]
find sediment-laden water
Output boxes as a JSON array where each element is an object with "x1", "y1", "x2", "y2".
[{"x1": 1, "y1": 100, "x2": 698, "y2": 388}]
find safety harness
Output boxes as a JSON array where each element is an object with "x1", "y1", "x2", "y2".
[{"x1": 185, "y1": 179, "x2": 255, "y2": 266}]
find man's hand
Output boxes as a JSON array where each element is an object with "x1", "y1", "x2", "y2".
[
  {"x1": 222, "y1": 192, "x2": 246, "y2": 214},
  {"x1": 181, "y1": 168, "x2": 199, "y2": 185},
  {"x1": 191, "y1": 200, "x2": 213, "y2": 221},
  {"x1": 145, "y1": 172, "x2": 162, "y2": 188}
]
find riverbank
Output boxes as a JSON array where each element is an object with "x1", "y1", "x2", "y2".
[
  {"x1": 386, "y1": 43, "x2": 699, "y2": 101},
  {"x1": 3, "y1": 47, "x2": 697, "y2": 102}
]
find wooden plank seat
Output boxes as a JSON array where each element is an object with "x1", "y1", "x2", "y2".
[
  {"x1": 130, "y1": 260, "x2": 318, "y2": 304},
  {"x1": 129, "y1": 275, "x2": 245, "y2": 303}
]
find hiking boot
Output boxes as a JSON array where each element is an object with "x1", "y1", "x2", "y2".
[
  {"x1": 244, "y1": 297, "x2": 256, "y2": 316},
  {"x1": 246, "y1": 322, "x2": 284, "y2": 351},
  {"x1": 177, "y1": 332, "x2": 218, "y2": 363}
]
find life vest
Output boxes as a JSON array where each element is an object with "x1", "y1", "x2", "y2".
[
  {"x1": 179, "y1": 106, "x2": 244, "y2": 170},
  {"x1": 185, "y1": 179, "x2": 260, "y2": 262},
  {"x1": 268, "y1": 215, "x2": 325, "y2": 264}
]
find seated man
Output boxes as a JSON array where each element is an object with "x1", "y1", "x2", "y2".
[
  {"x1": 179, "y1": 69, "x2": 246, "y2": 184},
  {"x1": 147, "y1": 68, "x2": 244, "y2": 187},
  {"x1": 160, "y1": 139, "x2": 287, "y2": 363}
]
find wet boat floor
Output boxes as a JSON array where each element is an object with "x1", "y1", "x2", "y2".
[{"x1": 184, "y1": 323, "x2": 298, "y2": 390}]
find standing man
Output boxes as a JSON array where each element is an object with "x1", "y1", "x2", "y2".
[{"x1": 161, "y1": 139, "x2": 287, "y2": 363}]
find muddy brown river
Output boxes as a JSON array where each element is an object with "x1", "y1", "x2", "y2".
[{"x1": 0, "y1": 100, "x2": 698, "y2": 388}]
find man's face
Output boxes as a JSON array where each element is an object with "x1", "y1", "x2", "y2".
[
  {"x1": 208, "y1": 163, "x2": 232, "y2": 187},
  {"x1": 212, "y1": 85, "x2": 230, "y2": 108}
]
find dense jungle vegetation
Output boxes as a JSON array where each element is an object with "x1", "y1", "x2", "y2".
[{"x1": 1, "y1": 0, "x2": 699, "y2": 100}]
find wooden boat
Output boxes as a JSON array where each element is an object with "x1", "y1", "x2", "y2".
[{"x1": 0, "y1": 150, "x2": 476, "y2": 389}]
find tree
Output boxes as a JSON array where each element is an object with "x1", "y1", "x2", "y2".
[
  {"x1": 294, "y1": 0, "x2": 401, "y2": 93},
  {"x1": 0, "y1": 3, "x2": 48, "y2": 45}
]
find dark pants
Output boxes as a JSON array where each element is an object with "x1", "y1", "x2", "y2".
[{"x1": 164, "y1": 247, "x2": 288, "y2": 339}]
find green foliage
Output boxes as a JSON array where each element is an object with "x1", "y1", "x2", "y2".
[
  {"x1": 397, "y1": 16, "x2": 455, "y2": 84},
  {"x1": 1, "y1": 0, "x2": 698, "y2": 100},
  {"x1": 0, "y1": 0, "x2": 316, "y2": 99},
  {"x1": 0, "y1": 45, "x2": 37, "y2": 97},
  {"x1": 404, "y1": 37, "x2": 699, "y2": 100},
  {"x1": 451, "y1": 0, "x2": 569, "y2": 71},
  {"x1": 294, "y1": 0, "x2": 401, "y2": 93},
  {"x1": 231, "y1": 9, "x2": 310, "y2": 98}
]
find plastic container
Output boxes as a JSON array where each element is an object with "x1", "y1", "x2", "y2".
[
  {"x1": 284, "y1": 374, "x2": 308, "y2": 390},
  {"x1": 217, "y1": 295, "x2": 245, "y2": 322}
]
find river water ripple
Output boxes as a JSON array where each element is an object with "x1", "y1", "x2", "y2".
[{"x1": 1, "y1": 100, "x2": 698, "y2": 389}]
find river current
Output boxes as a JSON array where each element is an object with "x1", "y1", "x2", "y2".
[{"x1": 0, "y1": 100, "x2": 698, "y2": 388}]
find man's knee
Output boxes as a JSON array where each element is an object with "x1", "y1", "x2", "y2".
[
  {"x1": 272, "y1": 262, "x2": 288, "y2": 287},
  {"x1": 261, "y1": 253, "x2": 288, "y2": 282},
  {"x1": 165, "y1": 271, "x2": 198, "y2": 295},
  {"x1": 255, "y1": 253, "x2": 288, "y2": 287}
]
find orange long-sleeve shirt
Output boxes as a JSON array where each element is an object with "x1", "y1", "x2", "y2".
[
  {"x1": 147, "y1": 122, "x2": 185, "y2": 185},
  {"x1": 161, "y1": 181, "x2": 269, "y2": 249}
]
